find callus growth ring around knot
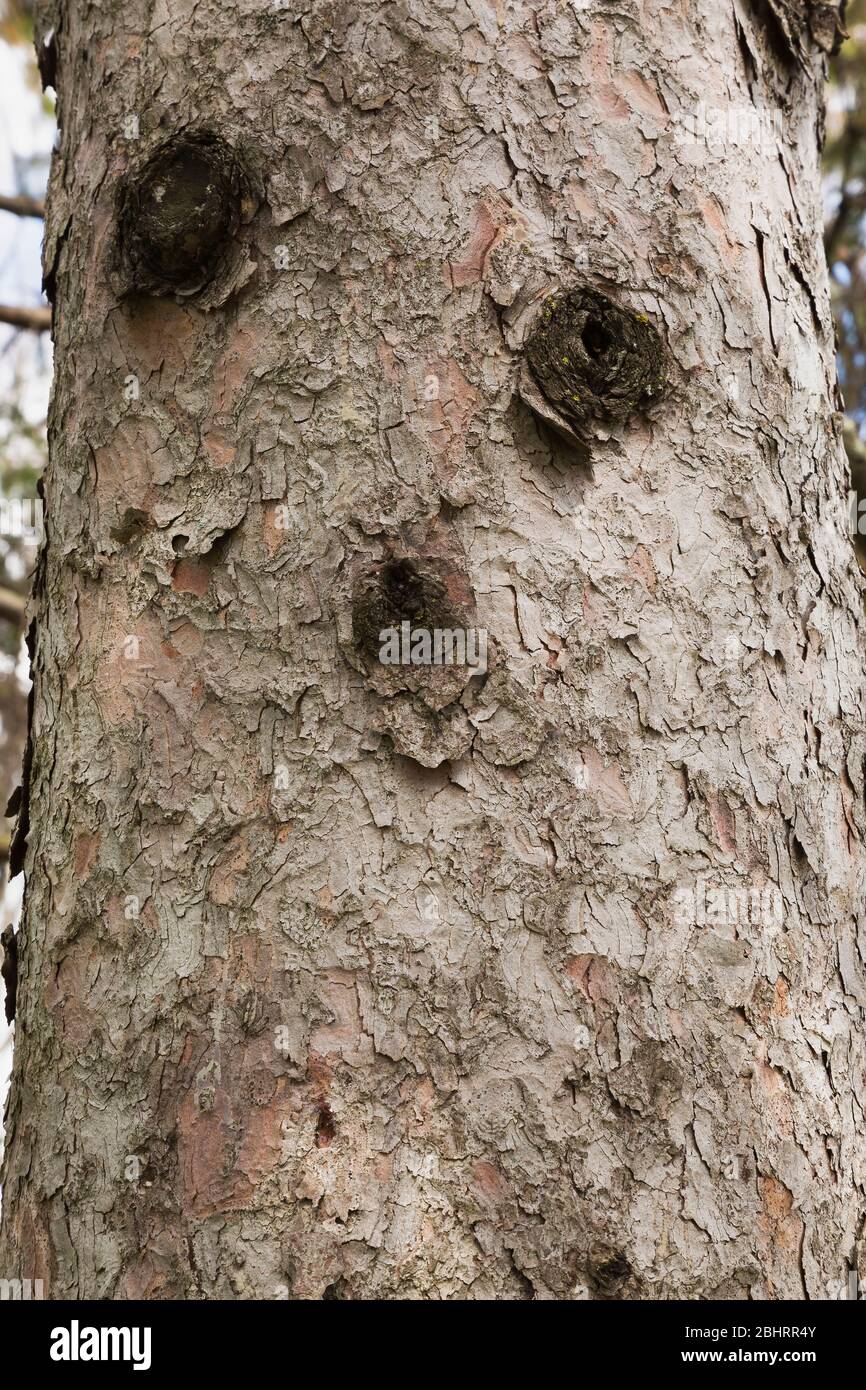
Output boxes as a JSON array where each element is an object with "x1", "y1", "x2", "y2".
[{"x1": 524, "y1": 285, "x2": 668, "y2": 432}]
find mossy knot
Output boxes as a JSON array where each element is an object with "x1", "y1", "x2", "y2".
[{"x1": 524, "y1": 286, "x2": 668, "y2": 431}]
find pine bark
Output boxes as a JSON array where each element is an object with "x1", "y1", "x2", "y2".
[{"x1": 1, "y1": 0, "x2": 864, "y2": 1300}]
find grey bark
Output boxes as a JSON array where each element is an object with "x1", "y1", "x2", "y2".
[{"x1": 1, "y1": 0, "x2": 864, "y2": 1300}]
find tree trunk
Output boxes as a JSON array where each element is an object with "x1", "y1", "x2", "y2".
[{"x1": 2, "y1": 0, "x2": 864, "y2": 1301}]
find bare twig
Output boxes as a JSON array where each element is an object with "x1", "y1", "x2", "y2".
[
  {"x1": 0, "y1": 304, "x2": 51, "y2": 333},
  {"x1": 0, "y1": 193, "x2": 45, "y2": 220}
]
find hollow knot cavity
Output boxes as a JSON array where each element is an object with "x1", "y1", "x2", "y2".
[{"x1": 120, "y1": 130, "x2": 246, "y2": 296}]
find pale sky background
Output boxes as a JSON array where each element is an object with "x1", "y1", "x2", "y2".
[{"x1": 0, "y1": 29, "x2": 54, "y2": 1175}]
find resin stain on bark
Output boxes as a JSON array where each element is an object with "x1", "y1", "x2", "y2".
[
  {"x1": 119, "y1": 131, "x2": 247, "y2": 297},
  {"x1": 524, "y1": 286, "x2": 668, "y2": 434}
]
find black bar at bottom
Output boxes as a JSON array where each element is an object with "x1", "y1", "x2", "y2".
[{"x1": 0, "y1": 1294, "x2": 859, "y2": 1377}]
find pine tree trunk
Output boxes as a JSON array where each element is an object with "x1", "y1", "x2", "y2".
[{"x1": 2, "y1": 0, "x2": 864, "y2": 1300}]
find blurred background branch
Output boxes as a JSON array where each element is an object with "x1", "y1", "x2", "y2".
[
  {"x1": 0, "y1": 191, "x2": 43, "y2": 218},
  {"x1": 0, "y1": 302, "x2": 49, "y2": 330}
]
